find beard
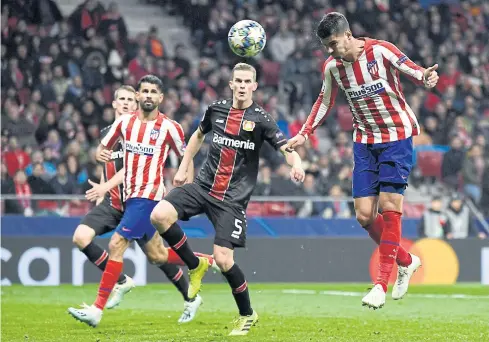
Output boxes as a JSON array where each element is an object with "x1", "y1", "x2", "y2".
[{"x1": 141, "y1": 101, "x2": 157, "y2": 112}]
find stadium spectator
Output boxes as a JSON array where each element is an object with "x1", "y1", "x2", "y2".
[
  {"x1": 28, "y1": 162, "x2": 55, "y2": 194},
  {"x1": 2, "y1": 136, "x2": 30, "y2": 177},
  {"x1": 418, "y1": 196, "x2": 448, "y2": 239},
  {"x1": 445, "y1": 193, "x2": 486, "y2": 239},
  {"x1": 441, "y1": 137, "x2": 465, "y2": 190},
  {"x1": 50, "y1": 162, "x2": 77, "y2": 195},
  {"x1": 1, "y1": 0, "x2": 488, "y2": 220},
  {"x1": 462, "y1": 144, "x2": 485, "y2": 204}
]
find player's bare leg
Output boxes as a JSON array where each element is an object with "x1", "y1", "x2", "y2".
[
  {"x1": 151, "y1": 200, "x2": 209, "y2": 299},
  {"x1": 214, "y1": 244, "x2": 258, "y2": 336},
  {"x1": 142, "y1": 232, "x2": 204, "y2": 323},
  {"x1": 361, "y1": 191, "x2": 411, "y2": 309},
  {"x1": 68, "y1": 232, "x2": 130, "y2": 327},
  {"x1": 106, "y1": 231, "x2": 171, "y2": 310},
  {"x1": 73, "y1": 225, "x2": 134, "y2": 310},
  {"x1": 355, "y1": 196, "x2": 419, "y2": 305}
]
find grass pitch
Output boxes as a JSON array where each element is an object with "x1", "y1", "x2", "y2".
[{"x1": 2, "y1": 283, "x2": 488, "y2": 341}]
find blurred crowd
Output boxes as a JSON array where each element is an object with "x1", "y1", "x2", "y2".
[{"x1": 1, "y1": 0, "x2": 488, "y2": 219}]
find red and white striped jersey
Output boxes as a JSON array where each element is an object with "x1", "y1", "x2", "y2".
[
  {"x1": 101, "y1": 112, "x2": 186, "y2": 202},
  {"x1": 300, "y1": 38, "x2": 423, "y2": 144}
]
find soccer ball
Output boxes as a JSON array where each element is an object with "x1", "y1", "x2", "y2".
[{"x1": 228, "y1": 20, "x2": 266, "y2": 58}]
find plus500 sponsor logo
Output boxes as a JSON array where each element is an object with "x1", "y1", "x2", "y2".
[
  {"x1": 347, "y1": 81, "x2": 385, "y2": 100},
  {"x1": 213, "y1": 133, "x2": 255, "y2": 150},
  {"x1": 125, "y1": 142, "x2": 155, "y2": 156}
]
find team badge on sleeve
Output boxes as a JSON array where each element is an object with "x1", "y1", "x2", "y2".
[{"x1": 242, "y1": 120, "x2": 255, "y2": 132}]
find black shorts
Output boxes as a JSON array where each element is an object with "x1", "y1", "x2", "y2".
[
  {"x1": 79, "y1": 200, "x2": 124, "y2": 236},
  {"x1": 164, "y1": 183, "x2": 247, "y2": 248}
]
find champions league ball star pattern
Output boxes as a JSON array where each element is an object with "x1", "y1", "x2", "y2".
[{"x1": 228, "y1": 20, "x2": 266, "y2": 57}]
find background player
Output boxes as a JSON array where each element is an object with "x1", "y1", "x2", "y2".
[
  {"x1": 150, "y1": 63, "x2": 305, "y2": 336},
  {"x1": 68, "y1": 75, "x2": 209, "y2": 327},
  {"x1": 72, "y1": 85, "x2": 214, "y2": 323},
  {"x1": 287, "y1": 12, "x2": 439, "y2": 309}
]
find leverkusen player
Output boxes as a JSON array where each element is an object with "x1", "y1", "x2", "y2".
[{"x1": 150, "y1": 63, "x2": 306, "y2": 336}]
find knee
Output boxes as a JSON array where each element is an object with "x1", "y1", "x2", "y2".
[
  {"x1": 72, "y1": 225, "x2": 95, "y2": 249},
  {"x1": 150, "y1": 201, "x2": 177, "y2": 232},
  {"x1": 214, "y1": 249, "x2": 234, "y2": 272},
  {"x1": 356, "y1": 211, "x2": 375, "y2": 228},
  {"x1": 108, "y1": 233, "x2": 126, "y2": 256}
]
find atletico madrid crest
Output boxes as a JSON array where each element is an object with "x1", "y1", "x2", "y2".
[
  {"x1": 242, "y1": 120, "x2": 255, "y2": 132},
  {"x1": 367, "y1": 60, "x2": 378, "y2": 75},
  {"x1": 150, "y1": 129, "x2": 160, "y2": 140}
]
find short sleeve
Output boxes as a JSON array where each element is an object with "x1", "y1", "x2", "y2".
[
  {"x1": 101, "y1": 116, "x2": 124, "y2": 149},
  {"x1": 261, "y1": 114, "x2": 287, "y2": 150},
  {"x1": 167, "y1": 121, "x2": 187, "y2": 158},
  {"x1": 198, "y1": 105, "x2": 213, "y2": 134}
]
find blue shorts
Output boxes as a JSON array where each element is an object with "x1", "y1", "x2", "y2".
[
  {"x1": 115, "y1": 198, "x2": 158, "y2": 245},
  {"x1": 352, "y1": 137, "x2": 413, "y2": 198}
]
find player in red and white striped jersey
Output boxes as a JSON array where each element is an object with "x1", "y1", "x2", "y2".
[
  {"x1": 288, "y1": 13, "x2": 439, "y2": 309},
  {"x1": 100, "y1": 105, "x2": 186, "y2": 202},
  {"x1": 68, "y1": 76, "x2": 209, "y2": 327}
]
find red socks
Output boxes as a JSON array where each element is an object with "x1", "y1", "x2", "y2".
[
  {"x1": 375, "y1": 211, "x2": 402, "y2": 292},
  {"x1": 367, "y1": 214, "x2": 412, "y2": 267},
  {"x1": 94, "y1": 260, "x2": 123, "y2": 310},
  {"x1": 167, "y1": 248, "x2": 214, "y2": 267}
]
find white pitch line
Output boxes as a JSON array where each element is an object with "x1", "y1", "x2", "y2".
[{"x1": 282, "y1": 289, "x2": 489, "y2": 300}]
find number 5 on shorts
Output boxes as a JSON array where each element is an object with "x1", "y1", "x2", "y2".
[{"x1": 232, "y1": 219, "x2": 243, "y2": 239}]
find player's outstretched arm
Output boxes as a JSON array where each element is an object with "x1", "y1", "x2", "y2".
[
  {"x1": 279, "y1": 145, "x2": 305, "y2": 183},
  {"x1": 186, "y1": 158, "x2": 195, "y2": 184},
  {"x1": 379, "y1": 41, "x2": 439, "y2": 89},
  {"x1": 287, "y1": 59, "x2": 338, "y2": 149},
  {"x1": 173, "y1": 128, "x2": 205, "y2": 187},
  {"x1": 86, "y1": 168, "x2": 125, "y2": 202}
]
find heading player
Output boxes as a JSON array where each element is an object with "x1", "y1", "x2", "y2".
[
  {"x1": 68, "y1": 75, "x2": 209, "y2": 327},
  {"x1": 150, "y1": 63, "x2": 305, "y2": 336},
  {"x1": 288, "y1": 13, "x2": 439, "y2": 309}
]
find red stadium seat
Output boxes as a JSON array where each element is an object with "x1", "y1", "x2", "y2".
[
  {"x1": 259, "y1": 60, "x2": 281, "y2": 86},
  {"x1": 37, "y1": 200, "x2": 59, "y2": 212},
  {"x1": 246, "y1": 202, "x2": 263, "y2": 216},
  {"x1": 68, "y1": 201, "x2": 92, "y2": 216},
  {"x1": 246, "y1": 202, "x2": 296, "y2": 217},
  {"x1": 18, "y1": 88, "x2": 31, "y2": 105},
  {"x1": 416, "y1": 151, "x2": 443, "y2": 179},
  {"x1": 337, "y1": 105, "x2": 353, "y2": 132},
  {"x1": 103, "y1": 85, "x2": 113, "y2": 103},
  {"x1": 403, "y1": 203, "x2": 426, "y2": 218}
]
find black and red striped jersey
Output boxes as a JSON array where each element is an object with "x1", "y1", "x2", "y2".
[
  {"x1": 195, "y1": 99, "x2": 287, "y2": 207},
  {"x1": 100, "y1": 125, "x2": 124, "y2": 211}
]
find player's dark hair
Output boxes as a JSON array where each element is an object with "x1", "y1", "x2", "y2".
[
  {"x1": 316, "y1": 12, "x2": 350, "y2": 39},
  {"x1": 136, "y1": 75, "x2": 164, "y2": 92}
]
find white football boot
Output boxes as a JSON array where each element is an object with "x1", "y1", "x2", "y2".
[
  {"x1": 362, "y1": 284, "x2": 386, "y2": 310},
  {"x1": 178, "y1": 294, "x2": 203, "y2": 323},
  {"x1": 392, "y1": 254, "x2": 422, "y2": 300},
  {"x1": 68, "y1": 303, "x2": 102, "y2": 327},
  {"x1": 106, "y1": 275, "x2": 136, "y2": 309}
]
